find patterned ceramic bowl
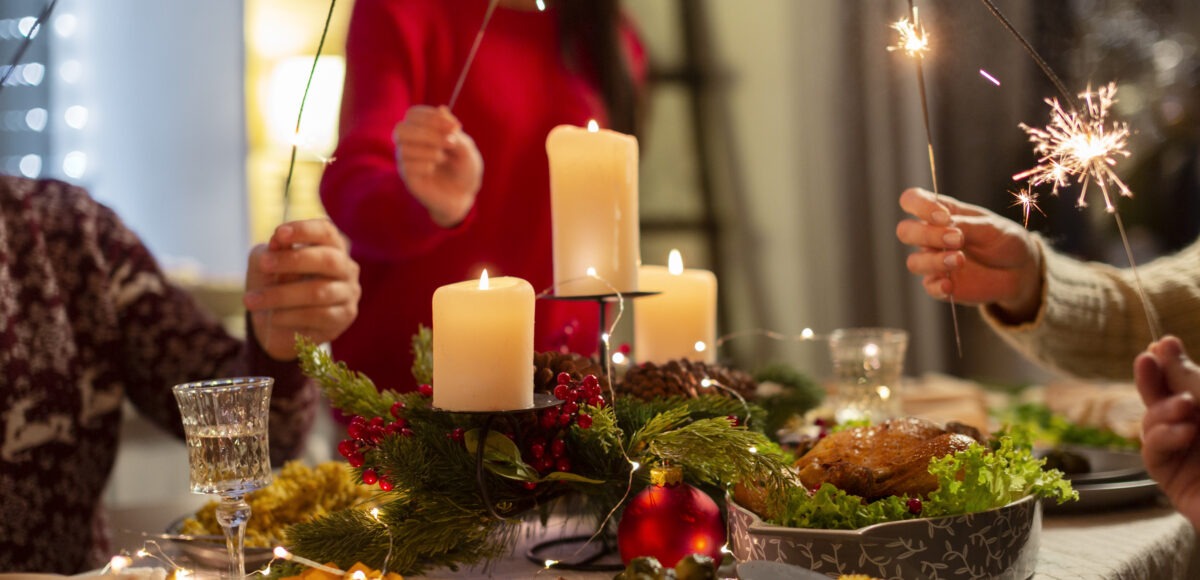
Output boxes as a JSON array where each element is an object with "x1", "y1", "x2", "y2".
[{"x1": 727, "y1": 495, "x2": 1041, "y2": 580}]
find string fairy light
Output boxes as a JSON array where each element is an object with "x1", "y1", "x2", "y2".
[
  {"x1": 273, "y1": 546, "x2": 347, "y2": 576},
  {"x1": 888, "y1": 1, "x2": 963, "y2": 357}
]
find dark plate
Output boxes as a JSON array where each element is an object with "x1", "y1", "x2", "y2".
[
  {"x1": 1044, "y1": 477, "x2": 1162, "y2": 514},
  {"x1": 165, "y1": 516, "x2": 275, "y2": 570},
  {"x1": 1037, "y1": 445, "x2": 1146, "y2": 484}
]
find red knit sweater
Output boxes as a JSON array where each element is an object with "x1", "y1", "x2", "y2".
[{"x1": 321, "y1": 0, "x2": 645, "y2": 392}]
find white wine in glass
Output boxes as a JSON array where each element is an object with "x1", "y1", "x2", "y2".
[{"x1": 174, "y1": 377, "x2": 274, "y2": 579}]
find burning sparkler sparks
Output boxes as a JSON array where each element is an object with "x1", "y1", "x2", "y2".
[
  {"x1": 888, "y1": 8, "x2": 930, "y2": 58},
  {"x1": 1008, "y1": 187, "x2": 1045, "y2": 228},
  {"x1": 1013, "y1": 82, "x2": 1132, "y2": 213}
]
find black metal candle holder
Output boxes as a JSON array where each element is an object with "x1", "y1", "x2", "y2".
[
  {"x1": 431, "y1": 392, "x2": 562, "y2": 521},
  {"x1": 545, "y1": 290, "x2": 659, "y2": 366}
]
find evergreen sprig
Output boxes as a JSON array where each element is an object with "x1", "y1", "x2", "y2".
[{"x1": 286, "y1": 340, "x2": 794, "y2": 575}]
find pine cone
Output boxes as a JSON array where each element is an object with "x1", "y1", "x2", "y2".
[
  {"x1": 618, "y1": 359, "x2": 758, "y2": 401},
  {"x1": 533, "y1": 351, "x2": 609, "y2": 393}
]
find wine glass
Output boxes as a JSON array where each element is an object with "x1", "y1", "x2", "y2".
[
  {"x1": 828, "y1": 328, "x2": 908, "y2": 424},
  {"x1": 173, "y1": 376, "x2": 274, "y2": 579}
]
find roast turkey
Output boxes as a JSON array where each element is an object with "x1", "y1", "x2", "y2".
[{"x1": 793, "y1": 417, "x2": 981, "y2": 500}]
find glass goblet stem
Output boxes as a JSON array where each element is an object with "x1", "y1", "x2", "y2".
[{"x1": 215, "y1": 493, "x2": 252, "y2": 579}]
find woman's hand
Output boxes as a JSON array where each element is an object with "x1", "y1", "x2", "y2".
[
  {"x1": 245, "y1": 219, "x2": 361, "y2": 360},
  {"x1": 1135, "y1": 336, "x2": 1200, "y2": 529},
  {"x1": 895, "y1": 187, "x2": 1043, "y2": 323},
  {"x1": 394, "y1": 105, "x2": 483, "y2": 227}
]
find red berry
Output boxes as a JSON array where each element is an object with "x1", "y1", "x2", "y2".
[
  {"x1": 347, "y1": 423, "x2": 366, "y2": 441},
  {"x1": 530, "y1": 442, "x2": 545, "y2": 459},
  {"x1": 390, "y1": 401, "x2": 406, "y2": 418},
  {"x1": 582, "y1": 375, "x2": 599, "y2": 389},
  {"x1": 362, "y1": 468, "x2": 378, "y2": 485},
  {"x1": 550, "y1": 438, "x2": 566, "y2": 458},
  {"x1": 553, "y1": 384, "x2": 570, "y2": 400},
  {"x1": 523, "y1": 481, "x2": 538, "y2": 490},
  {"x1": 587, "y1": 383, "x2": 602, "y2": 398},
  {"x1": 563, "y1": 401, "x2": 579, "y2": 415},
  {"x1": 392, "y1": 417, "x2": 408, "y2": 429},
  {"x1": 586, "y1": 396, "x2": 601, "y2": 407},
  {"x1": 337, "y1": 439, "x2": 357, "y2": 458},
  {"x1": 617, "y1": 343, "x2": 631, "y2": 355},
  {"x1": 576, "y1": 414, "x2": 593, "y2": 429},
  {"x1": 379, "y1": 478, "x2": 394, "y2": 491},
  {"x1": 369, "y1": 416, "x2": 385, "y2": 428},
  {"x1": 534, "y1": 457, "x2": 553, "y2": 473},
  {"x1": 418, "y1": 384, "x2": 433, "y2": 397},
  {"x1": 540, "y1": 414, "x2": 557, "y2": 430},
  {"x1": 385, "y1": 423, "x2": 402, "y2": 435},
  {"x1": 557, "y1": 413, "x2": 572, "y2": 427},
  {"x1": 907, "y1": 497, "x2": 923, "y2": 515},
  {"x1": 449, "y1": 427, "x2": 465, "y2": 442},
  {"x1": 400, "y1": 427, "x2": 414, "y2": 437},
  {"x1": 555, "y1": 457, "x2": 572, "y2": 472},
  {"x1": 727, "y1": 414, "x2": 740, "y2": 427},
  {"x1": 348, "y1": 453, "x2": 365, "y2": 468},
  {"x1": 556, "y1": 372, "x2": 572, "y2": 385}
]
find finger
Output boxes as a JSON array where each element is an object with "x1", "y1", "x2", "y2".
[
  {"x1": 1142, "y1": 420, "x2": 1199, "y2": 457},
  {"x1": 1135, "y1": 349, "x2": 1171, "y2": 406},
  {"x1": 906, "y1": 250, "x2": 962, "y2": 276},
  {"x1": 258, "y1": 247, "x2": 359, "y2": 284},
  {"x1": 1152, "y1": 336, "x2": 1200, "y2": 399},
  {"x1": 1144, "y1": 394, "x2": 1200, "y2": 429},
  {"x1": 921, "y1": 275, "x2": 952, "y2": 300},
  {"x1": 255, "y1": 306, "x2": 357, "y2": 342},
  {"x1": 398, "y1": 145, "x2": 447, "y2": 164},
  {"x1": 896, "y1": 219, "x2": 964, "y2": 250},
  {"x1": 899, "y1": 188, "x2": 988, "y2": 222},
  {"x1": 404, "y1": 105, "x2": 458, "y2": 132},
  {"x1": 250, "y1": 277, "x2": 359, "y2": 311},
  {"x1": 269, "y1": 219, "x2": 347, "y2": 252},
  {"x1": 394, "y1": 123, "x2": 455, "y2": 148}
]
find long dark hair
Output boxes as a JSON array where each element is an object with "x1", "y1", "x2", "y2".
[{"x1": 555, "y1": 0, "x2": 641, "y2": 137}]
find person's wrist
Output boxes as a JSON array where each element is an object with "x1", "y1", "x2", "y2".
[
  {"x1": 428, "y1": 193, "x2": 474, "y2": 228},
  {"x1": 993, "y1": 252, "x2": 1044, "y2": 324}
]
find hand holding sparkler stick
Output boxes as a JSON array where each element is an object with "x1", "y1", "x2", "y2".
[
  {"x1": 1134, "y1": 335, "x2": 1200, "y2": 530},
  {"x1": 888, "y1": 2, "x2": 964, "y2": 356},
  {"x1": 895, "y1": 188, "x2": 1044, "y2": 324}
]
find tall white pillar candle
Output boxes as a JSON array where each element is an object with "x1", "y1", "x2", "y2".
[
  {"x1": 546, "y1": 121, "x2": 640, "y2": 296},
  {"x1": 432, "y1": 271, "x2": 535, "y2": 411},
  {"x1": 635, "y1": 250, "x2": 718, "y2": 363}
]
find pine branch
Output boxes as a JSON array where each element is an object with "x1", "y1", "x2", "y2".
[
  {"x1": 411, "y1": 325, "x2": 433, "y2": 386},
  {"x1": 295, "y1": 336, "x2": 405, "y2": 418}
]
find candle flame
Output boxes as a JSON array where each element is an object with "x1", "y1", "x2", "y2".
[
  {"x1": 479, "y1": 269, "x2": 490, "y2": 290},
  {"x1": 587, "y1": 119, "x2": 599, "y2": 132},
  {"x1": 1014, "y1": 82, "x2": 1132, "y2": 212},
  {"x1": 667, "y1": 249, "x2": 684, "y2": 275}
]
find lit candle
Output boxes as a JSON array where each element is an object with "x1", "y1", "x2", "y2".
[
  {"x1": 546, "y1": 120, "x2": 640, "y2": 296},
  {"x1": 432, "y1": 270, "x2": 535, "y2": 411},
  {"x1": 634, "y1": 250, "x2": 717, "y2": 363}
]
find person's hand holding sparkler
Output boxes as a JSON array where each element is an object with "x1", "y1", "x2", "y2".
[
  {"x1": 1136, "y1": 335, "x2": 1200, "y2": 530},
  {"x1": 393, "y1": 105, "x2": 484, "y2": 227},
  {"x1": 896, "y1": 188, "x2": 1044, "y2": 324},
  {"x1": 245, "y1": 219, "x2": 362, "y2": 361}
]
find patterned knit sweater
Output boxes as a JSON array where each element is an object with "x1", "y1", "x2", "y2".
[
  {"x1": 0, "y1": 177, "x2": 317, "y2": 573},
  {"x1": 983, "y1": 234, "x2": 1200, "y2": 380}
]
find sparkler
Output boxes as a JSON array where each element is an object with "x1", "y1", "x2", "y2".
[
  {"x1": 1008, "y1": 187, "x2": 1044, "y2": 228},
  {"x1": 888, "y1": 1, "x2": 963, "y2": 357},
  {"x1": 980, "y1": 0, "x2": 1162, "y2": 340},
  {"x1": 1013, "y1": 83, "x2": 1160, "y2": 339},
  {"x1": 448, "y1": 0, "x2": 502, "y2": 111},
  {"x1": 282, "y1": 0, "x2": 338, "y2": 224}
]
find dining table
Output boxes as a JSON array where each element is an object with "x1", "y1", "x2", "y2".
[{"x1": 107, "y1": 492, "x2": 1199, "y2": 580}]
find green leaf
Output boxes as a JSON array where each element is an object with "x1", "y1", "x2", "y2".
[
  {"x1": 463, "y1": 429, "x2": 539, "y2": 482},
  {"x1": 539, "y1": 471, "x2": 604, "y2": 484}
]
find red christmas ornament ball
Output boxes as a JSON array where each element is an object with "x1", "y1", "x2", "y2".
[{"x1": 617, "y1": 466, "x2": 726, "y2": 568}]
